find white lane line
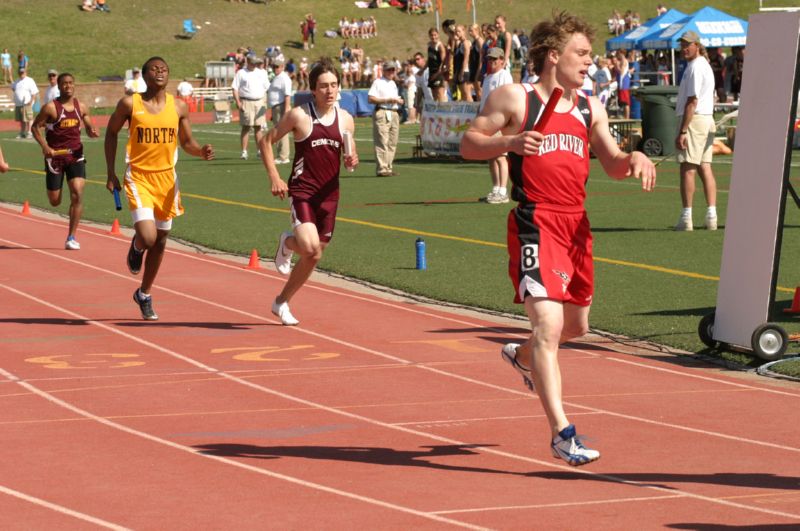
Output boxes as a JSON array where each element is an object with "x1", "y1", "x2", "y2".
[
  {"x1": 0, "y1": 484, "x2": 130, "y2": 530},
  {"x1": 2, "y1": 232, "x2": 799, "y2": 453},
  {"x1": 0, "y1": 364, "x2": 487, "y2": 530},
  {"x1": 2, "y1": 283, "x2": 800, "y2": 522},
  {"x1": 432, "y1": 494, "x2": 685, "y2": 515}
]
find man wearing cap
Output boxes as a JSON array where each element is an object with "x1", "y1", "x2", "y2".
[
  {"x1": 673, "y1": 30, "x2": 718, "y2": 231},
  {"x1": 124, "y1": 67, "x2": 147, "y2": 95},
  {"x1": 368, "y1": 61, "x2": 403, "y2": 176},
  {"x1": 479, "y1": 47, "x2": 513, "y2": 204},
  {"x1": 267, "y1": 56, "x2": 294, "y2": 164},
  {"x1": 232, "y1": 54, "x2": 269, "y2": 160},
  {"x1": 44, "y1": 69, "x2": 60, "y2": 105},
  {"x1": 12, "y1": 68, "x2": 38, "y2": 138}
]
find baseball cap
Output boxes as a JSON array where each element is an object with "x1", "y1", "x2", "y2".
[
  {"x1": 679, "y1": 30, "x2": 701, "y2": 44},
  {"x1": 486, "y1": 47, "x2": 504, "y2": 60},
  {"x1": 382, "y1": 61, "x2": 396, "y2": 70},
  {"x1": 272, "y1": 57, "x2": 285, "y2": 66},
  {"x1": 48, "y1": 69, "x2": 58, "y2": 75},
  {"x1": 132, "y1": 66, "x2": 141, "y2": 73}
]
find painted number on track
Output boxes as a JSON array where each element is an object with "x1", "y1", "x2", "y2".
[
  {"x1": 211, "y1": 345, "x2": 340, "y2": 362},
  {"x1": 25, "y1": 354, "x2": 145, "y2": 370}
]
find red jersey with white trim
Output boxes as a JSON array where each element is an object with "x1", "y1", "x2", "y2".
[
  {"x1": 288, "y1": 102, "x2": 342, "y2": 201},
  {"x1": 508, "y1": 85, "x2": 592, "y2": 208},
  {"x1": 45, "y1": 98, "x2": 84, "y2": 159}
]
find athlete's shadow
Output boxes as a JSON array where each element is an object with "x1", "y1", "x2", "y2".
[
  {"x1": 116, "y1": 321, "x2": 264, "y2": 330},
  {"x1": 530, "y1": 470, "x2": 800, "y2": 491},
  {"x1": 195, "y1": 443, "x2": 532, "y2": 477},
  {"x1": 667, "y1": 524, "x2": 798, "y2": 530}
]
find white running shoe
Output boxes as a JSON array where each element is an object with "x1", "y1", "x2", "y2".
[
  {"x1": 64, "y1": 237, "x2": 81, "y2": 250},
  {"x1": 551, "y1": 424, "x2": 600, "y2": 466},
  {"x1": 275, "y1": 158, "x2": 291, "y2": 165},
  {"x1": 487, "y1": 192, "x2": 510, "y2": 204},
  {"x1": 274, "y1": 231, "x2": 294, "y2": 275},
  {"x1": 705, "y1": 214, "x2": 718, "y2": 231},
  {"x1": 500, "y1": 343, "x2": 534, "y2": 392},
  {"x1": 240, "y1": 150, "x2": 248, "y2": 160},
  {"x1": 674, "y1": 214, "x2": 693, "y2": 231},
  {"x1": 271, "y1": 299, "x2": 299, "y2": 326}
]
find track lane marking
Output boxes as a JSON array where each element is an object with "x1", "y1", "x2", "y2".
[{"x1": 2, "y1": 283, "x2": 800, "y2": 522}]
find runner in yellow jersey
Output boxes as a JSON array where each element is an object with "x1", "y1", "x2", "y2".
[{"x1": 105, "y1": 56, "x2": 214, "y2": 321}]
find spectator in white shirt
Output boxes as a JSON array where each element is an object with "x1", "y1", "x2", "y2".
[
  {"x1": 43, "y1": 69, "x2": 60, "y2": 105},
  {"x1": 266, "y1": 57, "x2": 294, "y2": 163},
  {"x1": 480, "y1": 48, "x2": 513, "y2": 204},
  {"x1": 232, "y1": 55, "x2": 270, "y2": 160},
  {"x1": 12, "y1": 68, "x2": 39, "y2": 138},
  {"x1": 124, "y1": 67, "x2": 147, "y2": 95},
  {"x1": 368, "y1": 62, "x2": 403, "y2": 176}
]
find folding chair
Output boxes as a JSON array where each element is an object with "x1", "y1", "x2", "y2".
[
  {"x1": 181, "y1": 19, "x2": 197, "y2": 39},
  {"x1": 213, "y1": 94, "x2": 231, "y2": 124}
]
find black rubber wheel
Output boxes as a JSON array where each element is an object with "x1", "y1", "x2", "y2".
[
  {"x1": 751, "y1": 323, "x2": 788, "y2": 361},
  {"x1": 698, "y1": 312, "x2": 717, "y2": 348},
  {"x1": 642, "y1": 137, "x2": 663, "y2": 156}
]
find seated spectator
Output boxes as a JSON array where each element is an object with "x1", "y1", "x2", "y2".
[
  {"x1": 339, "y1": 17, "x2": 350, "y2": 38},
  {"x1": 81, "y1": 0, "x2": 96, "y2": 12},
  {"x1": 96, "y1": 0, "x2": 109, "y2": 12}
]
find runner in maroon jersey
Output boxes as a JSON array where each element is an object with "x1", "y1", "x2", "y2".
[
  {"x1": 461, "y1": 12, "x2": 655, "y2": 466},
  {"x1": 259, "y1": 58, "x2": 358, "y2": 326},
  {"x1": 32, "y1": 73, "x2": 100, "y2": 250}
]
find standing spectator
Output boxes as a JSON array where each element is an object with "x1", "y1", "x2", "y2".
[
  {"x1": 297, "y1": 57, "x2": 309, "y2": 91},
  {"x1": 267, "y1": 56, "x2": 293, "y2": 164},
  {"x1": 673, "y1": 31, "x2": 718, "y2": 232},
  {"x1": 31, "y1": 72, "x2": 100, "y2": 250},
  {"x1": 306, "y1": 13, "x2": 317, "y2": 48},
  {"x1": 43, "y1": 69, "x2": 60, "y2": 105},
  {"x1": 368, "y1": 62, "x2": 403, "y2": 176},
  {"x1": 614, "y1": 50, "x2": 631, "y2": 119},
  {"x1": 300, "y1": 19, "x2": 310, "y2": 51},
  {"x1": 481, "y1": 24, "x2": 499, "y2": 81},
  {"x1": 176, "y1": 78, "x2": 194, "y2": 100},
  {"x1": 707, "y1": 47, "x2": 726, "y2": 103},
  {"x1": 468, "y1": 24, "x2": 483, "y2": 101},
  {"x1": 453, "y1": 25, "x2": 471, "y2": 101},
  {"x1": 1, "y1": 48, "x2": 12, "y2": 85},
  {"x1": 232, "y1": 55, "x2": 270, "y2": 160},
  {"x1": 427, "y1": 27, "x2": 447, "y2": 102},
  {"x1": 412, "y1": 52, "x2": 432, "y2": 124},
  {"x1": 595, "y1": 56, "x2": 612, "y2": 106},
  {"x1": 479, "y1": 47, "x2": 513, "y2": 204},
  {"x1": 12, "y1": 68, "x2": 38, "y2": 138},
  {"x1": 581, "y1": 58, "x2": 597, "y2": 96},
  {"x1": 728, "y1": 46, "x2": 744, "y2": 102},
  {"x1": 124, "y1": 67, "x2": 147, "y2": 95},
  {"x1": 17, "y1": 50, "x2": 29, "y2": 72},
  {"x1": 402, "y1": 60, "x2": 418, "y2": 124},
  {"x1": 494, "y1": 14, "x2": 512, "y2": 67}
]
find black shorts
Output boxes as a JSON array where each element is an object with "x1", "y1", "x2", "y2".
[{"x1": 45, "y1": 157, "x2": 86, "y2": 191}]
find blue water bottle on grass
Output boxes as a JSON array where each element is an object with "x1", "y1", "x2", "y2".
[{"x1": 415, "y1": 237, "x2": 426, "y2": 270}]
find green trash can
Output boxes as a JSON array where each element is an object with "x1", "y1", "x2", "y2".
[{"x1": 635, "y1": 85, "x2": 679, "y2": 156}]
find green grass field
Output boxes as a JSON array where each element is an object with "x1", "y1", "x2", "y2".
[{"x1": 2, "y1": 121, "x2": 800, "y2": 378}]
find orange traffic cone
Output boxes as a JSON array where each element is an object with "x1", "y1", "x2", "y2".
[
  {"x1": 784, "y1": 287, "x2": 800, "y2": 314},
  {"x1": 246, "y1": 249, "x2": 260, "y2": 269},
  {"x1": 109, "y1": 218, "x2": 121, "y2": 235},
  {"x1": 21, "y1": 201, "x2": 30, "y2": 216}
]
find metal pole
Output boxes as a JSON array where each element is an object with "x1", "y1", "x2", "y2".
[{"x1": 472, "y1": 0, "x2": 477, "y2": 25}]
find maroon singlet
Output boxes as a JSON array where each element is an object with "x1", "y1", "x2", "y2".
[
  {"x1": 288, "y1": 102, "x2": 343, "y2": 201},
  {"x1": 45, "y1": 99, "x2": 84, "y2": 162}
]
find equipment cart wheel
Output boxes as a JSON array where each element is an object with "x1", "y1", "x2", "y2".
[
  {"x1": 698, "y1": 312, "x2": 718, "y2": 348},
  {"x1": 751, "y1": 323, "x2": 788, "y2": 361},
  {"x1": 642, "y1": 138, "x2": 663, "y2": 156}
]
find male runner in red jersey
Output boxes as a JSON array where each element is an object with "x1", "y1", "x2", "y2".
[
  {"x1": 260, "y1": 58, "x2": 358, "y2": 326},
  {"x1": 461, "y1": 12, "x2": 656, "y2": 466},
  {"x1": 32, "y1": 72, "x2": 100, "y2": 250}
]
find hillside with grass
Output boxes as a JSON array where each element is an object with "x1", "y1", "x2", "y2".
[{"x1": 2, "y1": 0, "x2": 755, "y2": 83}]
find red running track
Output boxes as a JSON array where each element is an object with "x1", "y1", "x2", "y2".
[{"x1": 0, "y1": 204, "x2": 799, "y2": 530}]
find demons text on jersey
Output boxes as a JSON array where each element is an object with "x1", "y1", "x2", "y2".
[
  {"x1": 537, "y1": 133, "x2": 585, "y2": 158},
  {"x1": 310, "y1": 138, "x2": 341, "y2": 149},
  {"x1": 136, "y1": 127, "x2": 177, "y2": 145}
]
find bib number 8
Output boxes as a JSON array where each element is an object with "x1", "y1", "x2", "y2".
[{"x1": 521, "y1": 244, "x2": 539, "y2": 271}]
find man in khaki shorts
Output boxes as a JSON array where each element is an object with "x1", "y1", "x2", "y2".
[
  {"x1": 232, "y1": 55, "x2": 270, "y2": 160},
  {"x1": 673, "y1": 30, "x2": 717, "y2": 231}
]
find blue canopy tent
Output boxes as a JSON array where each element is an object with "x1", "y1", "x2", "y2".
[
  {"x1": 640, "y1": 6, "x2": 748, "y2": 84},
  {"x1": 605, "y1": 9, "x2": 687, "y2": 51}
]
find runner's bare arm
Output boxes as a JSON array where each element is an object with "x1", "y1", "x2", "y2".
[
  {"x1": 104, "y1": 96, "x2": 133, "y2": 192},
  {"x1": 260, "y1": 105, "x2": 307, "y2": 199},
  {"x1": 31, "y1": 102, "x2": 58, "y2": 157},
  {"x1": 176, "y1": 98, "x2": 214, "y2": 160},
  {"x1": 460, "y1": 84, "x2": 542, "y2": 160},
  {"x1": 588, "y1": 96, "x2": 655, "y2": 191},
  {"x1": 81, "y1": 103, "x2": 100, "y2": 138}
]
